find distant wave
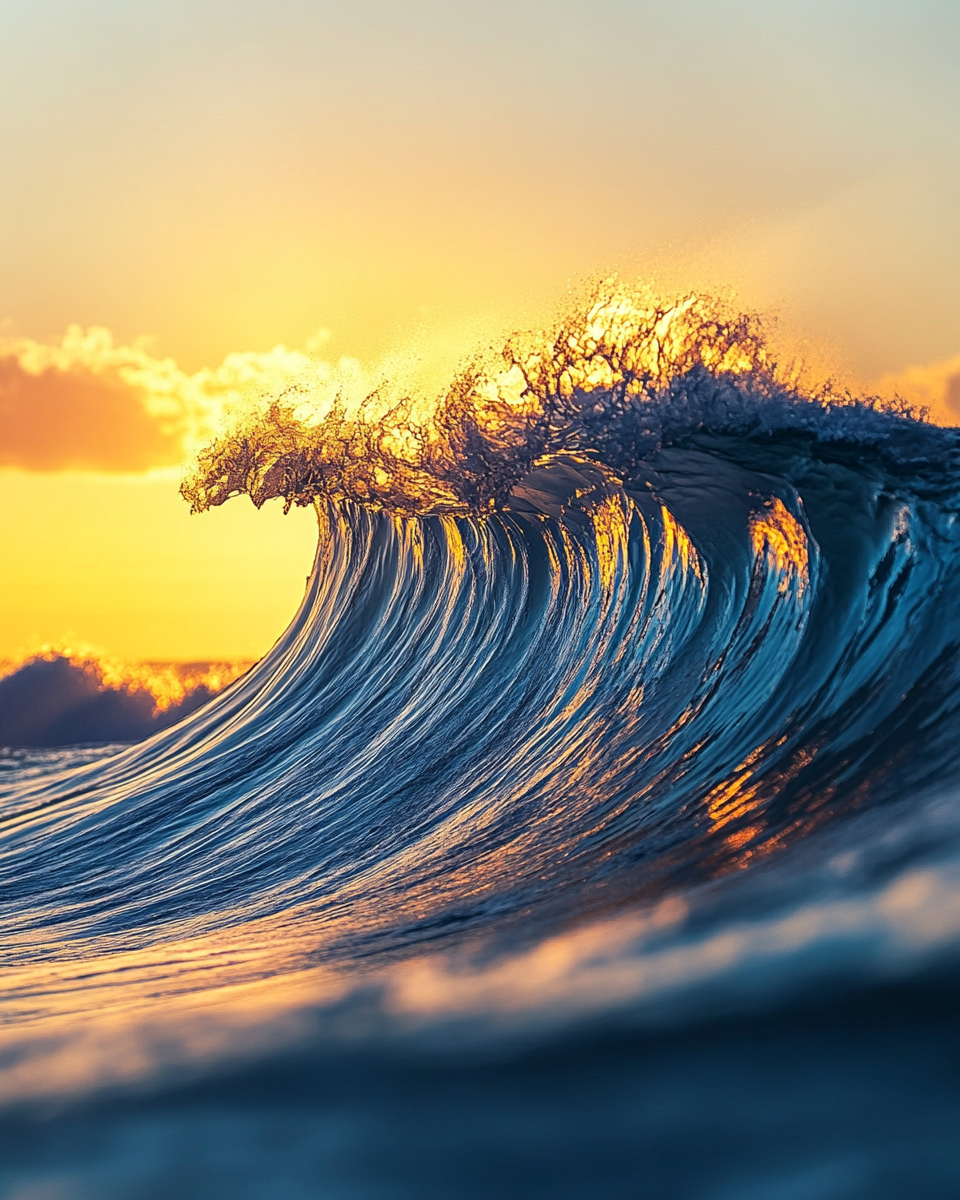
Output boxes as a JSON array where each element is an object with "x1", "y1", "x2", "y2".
[
  {"x1": 0, "y1": 652, "x2": 252, "y2": 748},
  {"x1": 2, "y1": 286, "x2": 959, "y2": 1147}
]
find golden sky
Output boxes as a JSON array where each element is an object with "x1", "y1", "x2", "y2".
[{"x1": 2, "y1": 1, "x2": 958, "y2": 661}]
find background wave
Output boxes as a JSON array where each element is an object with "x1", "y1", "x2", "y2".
[{"x1": 0, "y1": 653, "x2": 251, "y2": 748}]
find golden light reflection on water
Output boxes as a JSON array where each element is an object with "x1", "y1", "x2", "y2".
[
  {"x1": 697, "y1": 500, "x2": 814, "y2": 860},
  {"x1": 706, "y1": 744, "x2": 774, "y2": 833},
  {"x1": 749, "y1": 497, "x2": 810, "y2": 596},
  {"x1": 587, "y1": 493, "x2": 636, "y2": 606},
  {"x1": 660, "y1": 504, "x2": 704, "y2": 585},
  {"x1": 704, "y1": 738, "x2": 827, "y2": 870}
]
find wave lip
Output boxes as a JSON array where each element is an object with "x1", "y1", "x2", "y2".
[{"x1": 180, "y1": 286, "x2": 940, "y2": 519}]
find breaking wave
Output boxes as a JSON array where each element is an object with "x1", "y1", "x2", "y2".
[{"x1": 3, "y1": 288, "x2": 960, "y2": 1198}]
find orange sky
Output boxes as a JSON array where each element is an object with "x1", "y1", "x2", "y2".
[{"x1": 1, "y1": 1, "x2": 958, "y2": 661}]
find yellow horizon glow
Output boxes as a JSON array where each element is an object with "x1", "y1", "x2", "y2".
[{"x1": 0, "y1": 466, "x2": 317, "y2": 662}]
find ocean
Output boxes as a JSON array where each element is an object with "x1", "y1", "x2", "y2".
[{"x1": 3, "y1": 291, "x2": 959, "y2": 1198}]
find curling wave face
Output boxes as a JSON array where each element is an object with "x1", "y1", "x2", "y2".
[{"x1": 2, "y1": 289, "x2": 960, "y2": 1103}]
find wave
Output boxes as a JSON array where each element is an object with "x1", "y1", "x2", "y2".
[
  {"x1": 0, "y1": 652, "x2": 252, "y2": 748},
  {"x1": 2, "y1": 288, "x2": 960, "y2": 1195}
]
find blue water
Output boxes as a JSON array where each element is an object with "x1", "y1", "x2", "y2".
[{"x1": 3, "y1": 313, "x2": 960, "y2": 1196}]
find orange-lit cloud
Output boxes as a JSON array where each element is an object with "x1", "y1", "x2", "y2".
[
  {"x1": 0, "y1": 354, "x2": 182, "y2": 472},
  {"x1": 0, "y1": 325, "x2": 352, "y2": 473},
  {"x1": 0, "y1": 326, "x2": 190, "y2": 472}
]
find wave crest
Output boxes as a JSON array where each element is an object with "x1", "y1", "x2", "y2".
[{"x1": 181, "y1": 286, "x2": 926, "y2": 518}]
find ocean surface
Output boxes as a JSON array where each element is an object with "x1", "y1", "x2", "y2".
[{"x1": 2, "y1": 293, "x2": 959, "y2": 1198}]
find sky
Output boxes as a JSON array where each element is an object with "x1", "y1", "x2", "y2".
[{"x1": 2, "y1": 0, "x2": 959, "y2": 661}]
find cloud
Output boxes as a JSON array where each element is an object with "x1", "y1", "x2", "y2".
[
  {"x1": 0, "y1": 325, "x2": 354, "y2": 474},
  {"x1": 0, "y1": 354, "x2": 183, "y2": 472}
]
